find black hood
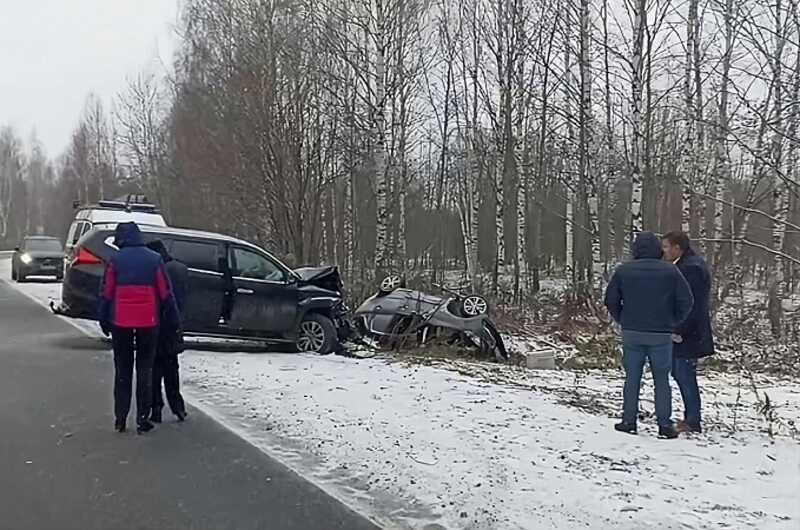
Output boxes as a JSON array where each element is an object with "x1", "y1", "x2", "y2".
[
  {"x1": 146, "y1": 239, "x2": 172, "y2": 262},
  {"x1": 632, "y1": 232, "x2": 663, "y2": 260},
  {"x1": 113, "y1": 222, "x2": 144, "y2": 248}
]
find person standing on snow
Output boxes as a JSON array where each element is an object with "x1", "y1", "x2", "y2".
[
  {"x1": 662, "y1": 231, "x2": 715, "y2": 433},
  {"x1": 146, "y1": 240, "x2": 189, "y2": 423},
  {"x1": 604, "y1": 231, "x2": 694, "y2": 439},
  {"x1": 99, "y1": 223, "x2": 179, "y2": 434}
]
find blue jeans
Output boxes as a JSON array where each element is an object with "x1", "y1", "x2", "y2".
[
  {"x1": 672, "y1": 357, "x2": 701, "y2": 427},
  {"x1": 622, "y1": 342, "x2": 673, "y2": 427}
]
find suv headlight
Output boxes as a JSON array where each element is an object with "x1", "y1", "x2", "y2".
[{"x1": 20, "y1": 253, "x2": 32, "y2": 264}]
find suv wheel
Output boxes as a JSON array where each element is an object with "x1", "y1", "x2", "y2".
[
  {"x1": 460, "y1": 295, "x2": 489, "y2": 317},
  {"x1": 297, "y1": 313, "x2": 337, "y2": 354}
]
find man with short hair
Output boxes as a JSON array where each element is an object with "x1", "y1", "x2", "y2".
[
  {"x1": 605, "y1": 231, "x2": 694, "y2": 439},
  {"x1": 662, "y1": 231, "x2": 715, "y2": 433}
]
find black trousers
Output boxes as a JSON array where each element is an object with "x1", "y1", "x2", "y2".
[
  {"x1": 152, "y1": 339, "x2": 185, "y2": 415},
  {"x1": 112, "y1": 327, "x2": 157, "y2": 424}
]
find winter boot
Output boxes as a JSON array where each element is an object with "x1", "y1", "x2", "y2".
[
  {"x1": 115, "y1": 419, "x2": 127, "y2": 433},
  {"x1": 676, "y1": 420, "x2": 702, "y2": 434},
  {"x1": 614, "y1": 421, "x2": 637, "y2": 435},
  {"x1": 136, "y1": 420, "x2": 155, "y2": 435},
  {"x1": 175, "y1": 410, "x2": 188, "y2": 422},
  {"x1": 150, "y1": 408, "x2": 162, "y2": 424},
  {"x1": 658, "y1": 424, "x2": 679, "y2": 439}
]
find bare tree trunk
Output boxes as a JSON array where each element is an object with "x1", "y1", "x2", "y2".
[
  {"x1": 601, "y1": 0, "x2": 618, "y2": 262},
  {"x1": 373, "y1": 0, "x2": 389, "y2": 278},
  {"x1": 768, "y1": 0, "x2": 789, "y2": 336},
  {"x1": 564, "y1": 34, "x2": 576, "y2": 284},
  {"x1": 513, "y1": 0, "x2": 527, "y2": 301},
  {"x1": 492, "y1": 0, "x2": 509, "y2": 292},
  {"x1": 629, "y1": 0, "x2": 647, "y2": 245},
  {"x1": 711, "y1": 0, "x2": 735, "y2": 271},
  {"x1": 680, "y1": 0, "x2": 698, "y2": 232},
  {"x1": 579, "y1": 0, "x2": 601, "y2": 290}
]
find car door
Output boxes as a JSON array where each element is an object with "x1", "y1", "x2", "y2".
[
  {"x1": 227, "y1": 245, "x2": 298, "y2": 337},
  {"x1": 167, "y1": 238, "x2": 227, "y2": 333}
]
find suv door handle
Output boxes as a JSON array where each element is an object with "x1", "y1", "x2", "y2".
[{"x1": 236, "y1": 288, "x2": 254, "y2": 295}]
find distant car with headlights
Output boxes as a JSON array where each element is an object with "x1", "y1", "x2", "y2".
[{"x1": 11, "y1": 236, "x2": 65, "y2": 282}]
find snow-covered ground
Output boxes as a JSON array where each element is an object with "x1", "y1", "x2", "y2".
[{"x1": 2, "y1": 258, "x2": 799, "y2": 530}]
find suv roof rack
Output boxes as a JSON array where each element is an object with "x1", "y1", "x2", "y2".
[{"x1": 75, "y1": 194, "x2": 160, "y2": 213}]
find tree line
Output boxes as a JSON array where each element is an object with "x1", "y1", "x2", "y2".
[{"x1": 2, "y1": 0, "x2": 800, "y2": 335}]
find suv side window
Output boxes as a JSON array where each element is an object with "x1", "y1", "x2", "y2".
[
  {"x1": 231, "y1": 247, "x2": 285, "y2": 282},
  {"x1": 170, "y1": 239, "x2": 223, "y2": 273},
  {"x1": 66, "y1": 222, "x2": 80, "y2": 246}
]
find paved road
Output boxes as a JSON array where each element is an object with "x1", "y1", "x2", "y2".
[{"x1": 0, "y1": 280, "x2": 382, "y2": 530}]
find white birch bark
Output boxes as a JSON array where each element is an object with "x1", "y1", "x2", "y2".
[
  {"x1": 563, "y1": 25, "x2": 576, "y2": 283},
  {"x1": 494, "y1": 0, "x2": 508, "y2": 274},
  {"x1": 680, "y1": 0, "x2": 698, "y2": 232},
  {"x1": 579, "y1": 0, "x2": 601, "y2": 289},
  {"x1": 768, "y1": 0, "x2": 789, "y2": 335},
  {"x1": 629, "y1": 0, "x2": 647, "y2": 244},
  {"x1": 513, "y1": 0, "x2": 526, "y2": 299},
  {"x1": 711, "y1": 0, "x2": 735, "y2": 268},
  {"x1": 373, "y1": 0, "x2": 389, "y2": 277}
]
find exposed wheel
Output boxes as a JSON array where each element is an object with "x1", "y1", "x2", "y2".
[
  {"x1": 379, "y1": 275, "x2": 403, "y2": 293},
  {"x1": 460, "y1": 295, "x2": 489, "y2": 317},
  {"x1": 296, "y1": 313, "x2": 337, "y2": 354}
]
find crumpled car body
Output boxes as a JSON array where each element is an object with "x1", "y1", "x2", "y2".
[
  {"x1": 353, "y1": 288, "x2": 508, "y2": 361},
  {"x1": 293, "y1": 266, "x2": 344, "y2": 294}
]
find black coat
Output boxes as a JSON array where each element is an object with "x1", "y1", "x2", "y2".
[
  {"x1": 160, "y1": 258, "x2": 188, "y2": 355},
  {"x1": 604, "y1": 232, "x2": 694, "y2": 334},
  {"x1": 673, "y1": 248, "x2": 715, "y2": 358},
  {"x1": 164, "y1": 258, "x2": 188, "y2": 318}
]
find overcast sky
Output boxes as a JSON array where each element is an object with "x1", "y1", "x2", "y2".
[{"x1": 0, "y1": 0, "x2": 178, "y2": 158}]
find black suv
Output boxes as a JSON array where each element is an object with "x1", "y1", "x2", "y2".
[{"x1": 56, "y1": 225, "x2": 348, "y2": 353}]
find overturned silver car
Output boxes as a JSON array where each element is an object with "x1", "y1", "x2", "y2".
[{"x1": 352, "y1": 276, "x2": 508, "y2": 362}]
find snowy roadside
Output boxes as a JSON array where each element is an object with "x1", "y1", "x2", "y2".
[{"x1": 2, "y1": 259, "x2": 799, "y2": 530}]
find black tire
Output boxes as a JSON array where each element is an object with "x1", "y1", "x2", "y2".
[
  {"x1": 17, "y1": 271, "x2": 26, "y2": 283},
  {"x1": 296, "y1": 313, "x2": 337, "y2": 354},
  {"x1": 56, "y1": 273, "x2": 64, "y2": 282}
]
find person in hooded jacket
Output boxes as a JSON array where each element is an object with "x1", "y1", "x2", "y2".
[
  {"x1": 99, "y1": 223, "x2": 179, "y2": 434},
  {"x1": 604, "y1": 232, "x2": 694, "y2": 439},
  {"x1": 662, "y1": 231, "x2": 715, "y2": 433},
  {"x1": 146, "y1": 240, "x2": 189, "y2": 423}
]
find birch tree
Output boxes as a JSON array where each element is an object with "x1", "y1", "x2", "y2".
[{"x1": 629, "y1": 0, "x2": 647, "y2": 242}]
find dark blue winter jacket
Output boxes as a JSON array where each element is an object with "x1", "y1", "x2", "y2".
[
  {"x1": 673, "y1": 247, "x2": 715, "y2": 358},
  {"x1": 604, "y1": 232, "x2": 694, "y2": 334}
]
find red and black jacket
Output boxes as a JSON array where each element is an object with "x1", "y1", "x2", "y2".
[{"x1": 98, "y1": 223, "x2": 179, "y2": 330}]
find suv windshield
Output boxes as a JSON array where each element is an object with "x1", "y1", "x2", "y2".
[{"x1": 24, "y1": 239, "x2": 63, "y2": 252}]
